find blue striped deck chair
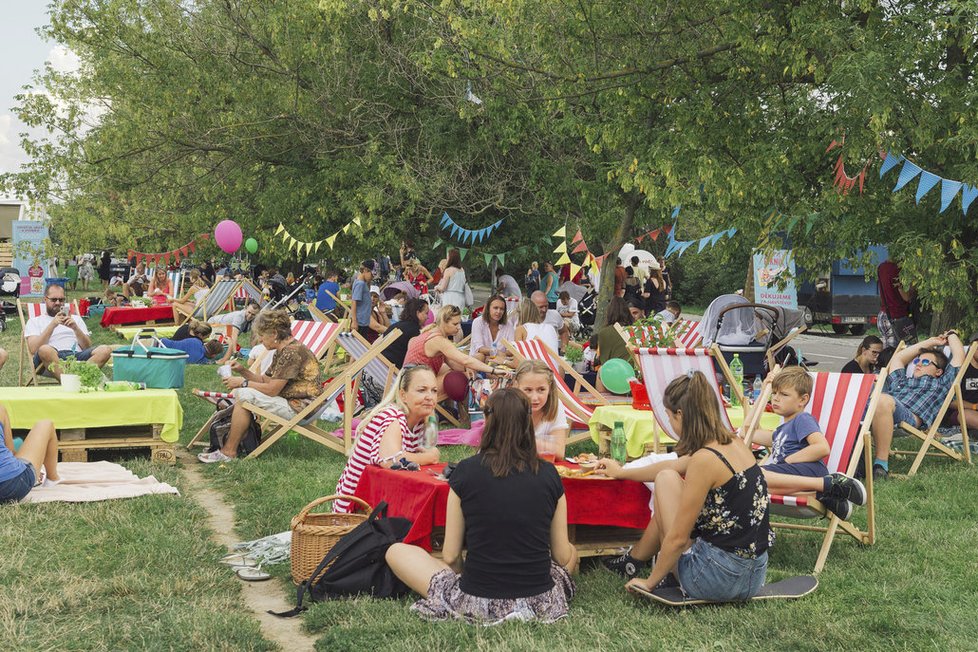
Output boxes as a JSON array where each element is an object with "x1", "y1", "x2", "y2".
[{"x1": 175, "y1": 278, "x2": 241, "y2": 324}]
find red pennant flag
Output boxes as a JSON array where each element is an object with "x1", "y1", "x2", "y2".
[
  {"x1": 188, "y1": 242, "x2": 196, "y2": 253},
  {"x1": 173, "y1": 248, "x2": 181, "y2": 262},
  {"x1": 858, "y1": 167, "x2": 867, "y2": 194},
  {"x1": 664, "y1": 225, "x2": 673, "y2": 234},
  {"x1": 164, "y1": 252, "x2": 171, "y2": 265},
  {"x1": 199, "y1": 233, "x2": 210, "y2": 241},
  {"x1": 572, "y1": 241, "x2": 588, "y2": 254},
  {"x1": 127, "y1": 249, "x2": 135, "y2": 261},
  {"x1": 825, "y1": 139, "x2": 839, "y2": 153},
  {"x1": 636, "y1": 234, "x2": 645, "y2": 243},
  {"x1": 649, "y1": 229, "x2": 661, "y2": 241},
  {"x1": 571, "y1": 229, "x2": 583, "y2": 244},
  {"x1": 181, "y1": 246, "x2": 189, "y2": 257}
]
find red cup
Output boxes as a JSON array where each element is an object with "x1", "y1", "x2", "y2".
[{"x1": 629, "y1": 379, "x2": 652, "y2": 411}]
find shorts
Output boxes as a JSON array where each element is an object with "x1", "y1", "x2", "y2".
[
  {"x1": 761, "y1": 461, "x2": 828, "y2": 477},
  {"x1": 33, "y1": 347, "x2": 97, "y2": 370},
  {"x1": 891, "y1": 396, "x2": 920, "y2": 428},
  {"x1": 232, "y1": 387, "x2": 296, "y2": 420},
  {"x1": 677, "y1": 538, "x2": 768, "y2": 602},
  {"x1": 0, "y1": 462, "x2": 35, "y2": 503}
]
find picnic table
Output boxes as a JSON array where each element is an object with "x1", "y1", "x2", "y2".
[
  {"x1": 354, "y1": 461, "x2": 651, "y2": 557},
  {"x1": 100, "y1": 305, "x2": 175, "y2": 328}
]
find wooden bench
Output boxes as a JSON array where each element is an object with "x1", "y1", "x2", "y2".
[{"x1": 57, "y1": 423, "x2": 175, "y2": 465}]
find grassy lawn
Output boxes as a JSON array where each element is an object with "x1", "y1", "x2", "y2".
[{"x1": 2, "y1": 289, "x2": 976, "y2": 650}]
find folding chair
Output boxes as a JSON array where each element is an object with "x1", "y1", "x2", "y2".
[
  {"x1": 234, "y1": 279, "x2": 269, "y2": 307},
  {"x1": 334, "y1": 329, "x2": 403, "y2": 434},
  {"x1": 174, "y1": 279, "x2": 241, "y2": 324},
  {"x1": 668, "y1": 319, "x2": 702, "y2": 348},
  {"x1": 187, "y1": 320, "x2": 345, "y2": 447},
  {"x1": 17, "y1": 299, "x2": 81, "y2": 386},
  {"x1": 745, "y1": 370, "x2": 886, "y2": 573},
  {"x1": 892, "y1": 342, "x2": 978, "y2": 476},
  {"x1": 324, "y1": 288, "x2": 352, "y2": 320},
  {"x1": 168, "y1": 270, "x2": 183, "y2": 299},
  {"x1": 615, "y1": 321, "x2": 669, "y2": 348},
  {"x1": 504, "y1": 338, "x2": 609, "y2": 443}
]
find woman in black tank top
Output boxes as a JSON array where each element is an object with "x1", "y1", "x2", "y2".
[{"x1": 595, "y1": 371, "x2": 773, "y2": 601}]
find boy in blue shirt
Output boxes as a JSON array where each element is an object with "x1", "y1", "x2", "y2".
[
  {"x1": 350, "y1": 261, "x2": 374, "y2": 339},
  {"x1": 750, "y1": 367, "x2": 866, "y2": 521}
]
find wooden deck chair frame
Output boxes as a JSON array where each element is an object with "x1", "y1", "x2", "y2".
[
  {"x1": 186, "y1": 320, "x2": 345, "y2": 448},
  {"x1": 744, "y1": 369, "x2": 887, "y2": 573},
  {"x1": 891, "y1": 341, "x2": 978, "y2": 476},
  {"x1": 615, "y1": 321, "x2": 668, "y2": 349},
  {"x1": 503, "y1": 338, "x2": 608, "y2": 444},
  {"x1": 333, "y1": 329, "x2": 402, "y2": 451},
  {"x1": 235, "y1": 278, "x2": 268, "y2": 307},
  {"x1": 17, "y1": 298, "x2": 81, "y2": 386},
  {"x1": 174, "y1": 278, "x2": 242, "y2": 325},
  {"x1": 324, "y1": 289, "x2": 351, "y2": 320},
  {"x1": 308, "y1": 303, "x2": 339, "y2": 323}
]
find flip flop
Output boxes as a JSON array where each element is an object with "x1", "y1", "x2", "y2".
[
  {"x1": 236, "y1": 567, "x2": 271, "y2": 582},
  {"x1": 219, "y1": 553, "x2": 257, "y2": 568}
]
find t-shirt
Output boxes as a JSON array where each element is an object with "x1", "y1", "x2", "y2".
[
  {"x1": 841, "y1": 360, "x2": 871, "y2": 374},
  {"x1": 655, "y1": 309, "x2": 677, "y2": 324},
  {"x1": 556, "y1": 299, "x2": 578, "y2": 319},
  {"x1": 266, "y1": 340, "x2": 323, "y2": 412},
  {"x1": 766, "y1": 412, "x2": 822, "y2": 466},
  {"x1": 960, "y1": 363, "x2": 978, "y2": 405},
  {"x1": 209, "y1": 310, "x2": 249, "y2": 333},
  {"x1": 382, "y1": 319, "x2": 421, "y2": 368},
  {"x1": 316, "y1": 280, "x2": 340, "y2": 312},
  {"x1": 535, "y1": 412, "x2": 569, "y2": 439},
  {"x1": 161, "y1": 337, "x2": 209, "y2": 364},
  {"x1": 597, "y1": 324, "x2": 630, "y2": 366},
  {"x1": 543, "y1": 309, "x2": 565, "y2": 333},
  {"x1": 878, "y1": 261, "x2": 910, "y2": 319},
  {"x1": 449, "y1": 453, "x2": 564, "y2": 599},
  {"x1": 351, "y1": 278, "x2": 371, "y2": 327},
  {"x1": 0, "y1": 424, "x2": 31, "y2": 483},
  {"x1": 24, "y1": 313, "x2": 89, "y2": 352}
]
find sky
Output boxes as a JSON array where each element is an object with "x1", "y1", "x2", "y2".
[{"x1": 0, "y1": 2, "x2": 76, "y2": 180}]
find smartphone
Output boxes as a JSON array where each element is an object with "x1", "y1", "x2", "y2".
[{"x1": 61, "y1": 305, "x2": 71, "y2": 317}]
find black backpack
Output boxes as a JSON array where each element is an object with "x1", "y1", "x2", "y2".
[
  {"x1": 273, "y1": 502, "x2": 412, "y2": 617},
  {"x1": 207, "y1": 402, "x2": 262, "y2": 456}
]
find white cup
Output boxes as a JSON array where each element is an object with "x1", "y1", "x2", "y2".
[{"x1": 217, "y1": 364, "x2": 232, "y2": 379}]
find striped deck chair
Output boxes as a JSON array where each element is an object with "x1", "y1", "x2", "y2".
[
  {"x1": 234, "y1": 279, "x2": 268, "y2": 307},
  {"x1": 187, "y1": 320, "x2": 344, "y2": 447},
  {"x1": 503, "y1": 338, "x2": 608, "y2": 443},
  {"x1": 669, "y1": 319, "x2": 702, "y2": 348},
  {"x1": 174, "y1": 279, "x2": 241, "y2": 325},
  {"x1": 892, "y1": 341, "x2": 978, "y2": 476},
  {"x1": 148, "y1": 268, "x2": 183, "y2": 299},
  {"x1": 17, "y1": 299, "x2": 81, "y2": 386},
  {"x1": 746, "y1": 370, "x2": 887, "y2": 573},
  {"x1": 615, "y1": 321, "x2": 669, "y2": 348},
  {"x1": 334, "y1": 329, "x2": 402, "y2": 434}
]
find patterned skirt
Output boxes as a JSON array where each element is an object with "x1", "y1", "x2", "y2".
[{"x1": 411, "y1": 562, "x2": 575, "y2": 626}]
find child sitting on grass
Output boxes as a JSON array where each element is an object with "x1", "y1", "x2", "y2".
[{"x1": 749, "y1": 367, "x2": 866, "y2": 521}]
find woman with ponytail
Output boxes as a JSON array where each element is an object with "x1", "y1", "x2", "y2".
[
  {"x1": 595, "y1": 371, "x2": 773, "y2": 601},
  {"x1": 333, "y1": 365, "x2": 440, "y2": 513}
]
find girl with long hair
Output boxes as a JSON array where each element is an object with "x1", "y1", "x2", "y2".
[
  {"x1": 386, "y1": 388, "x2": 578, "y2": 624},
  {"x1": 515, "y1": 360, "x2": 568, "y2": 461},
  {"x1": 436, "y1": 249, "x2": 468, "y2": 309}
]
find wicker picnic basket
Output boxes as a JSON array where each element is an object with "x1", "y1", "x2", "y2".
[{"x1": 290, "y1": 494, "x2": 372, "y2": 585}]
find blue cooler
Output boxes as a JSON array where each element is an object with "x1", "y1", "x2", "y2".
[{"x1": 112, "y1": 329, "x2": 189, "y2": 388}]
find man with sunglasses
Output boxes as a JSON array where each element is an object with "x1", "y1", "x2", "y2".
[
  {"x1": 869, "y1": 330, "x2": 965, "y2": 479},
  {"x1": 24, "y1": 284, "x2": 112, "y2": 380}
]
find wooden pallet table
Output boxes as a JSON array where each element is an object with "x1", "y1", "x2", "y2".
[{"x1": 3, "y1": 386, "x2": 182, "y2": 465}]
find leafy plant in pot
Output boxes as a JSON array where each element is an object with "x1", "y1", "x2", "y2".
[
  {"x1": 564, "y1": 342, "x2": 587, "y2": 373},
  {"x1": 58, "y1": 356, "x2": 106, "y2": 393}
]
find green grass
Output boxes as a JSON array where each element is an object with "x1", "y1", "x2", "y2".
[{"x1": 3, "y1": 290, "x2": 978, "y2": 650}]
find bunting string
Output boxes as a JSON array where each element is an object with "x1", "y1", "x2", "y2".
[
  {"x1": 663, "y1": 208, "x2": 737, "y2": 258},
  {"x1": 439, "y1": 213, "x2": 505, "y2": 244},
  {"x1": 879, "y1": 151, "x2": 978, "y2": 215},
  {"x1": 274, "y1": 219, "x2": 362, "y2": 256},
  {"x1": 826, "y1": 138, "x2": 871, "y2": 195},
  {"x1": 127, "y1": 233, "x2": 209, "y2": 266}
]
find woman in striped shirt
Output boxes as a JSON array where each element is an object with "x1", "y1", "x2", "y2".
[{"x1": 333, "y1": 365, "x2": 440, "y2": 513}]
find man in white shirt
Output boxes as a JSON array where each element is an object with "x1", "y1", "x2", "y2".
[
  {"x1": 556, "y1": 290, "x2": 580, "y2": 333},
  {"x1": 25, "y1": 284, "x2": 112, "y2": 380},
  {"x1": 531, "y1": 290, "x2": 569, "y2": 350}
]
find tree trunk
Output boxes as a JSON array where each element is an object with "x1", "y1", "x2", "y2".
[{"x1": 594, "y1": 191, "x2": 641, "y2": 329}]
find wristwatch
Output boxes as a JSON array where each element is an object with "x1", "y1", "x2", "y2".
[{"x1": 241, "y1": 380, "x2": 249, "y2": 388}]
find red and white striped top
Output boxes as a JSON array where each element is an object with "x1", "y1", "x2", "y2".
[{"x1": 333, "y1": 406, "x2": 424, "y2": 513}]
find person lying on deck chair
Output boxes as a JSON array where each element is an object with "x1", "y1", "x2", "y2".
[{"x1": 197, "y1": 309, "x2": 322, "y2": 463}]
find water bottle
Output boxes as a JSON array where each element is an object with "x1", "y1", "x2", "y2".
[
  {"x1": 424, "y1": 415, "x2": 439, "y2": 449},
  {"x1": 729, "y1": 354, "x2": 744, "y2": 407},
  {"x1": 490, "y1": 341, "x2": 498, "y2": 360},
  {"x1": 752, "y1": 375, "x2": 763, "y2": 405},
  {"x1": 611, "y1": 421, "x2": 627, "y2": 465}
]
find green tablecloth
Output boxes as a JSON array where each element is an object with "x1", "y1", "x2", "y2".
[
  {"x1": 2, "y1": 387, "x2": 183, "y2": 443},
  {"x1": 589, "y1": 404, "x2": 782, "y2": 458}
]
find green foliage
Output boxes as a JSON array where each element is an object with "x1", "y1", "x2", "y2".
[{"x1": 58, "y1": 355, "x2": 106, "y2": 388}]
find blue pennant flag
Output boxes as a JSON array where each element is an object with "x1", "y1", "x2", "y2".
[
  {"x1": 450, "y1": 224, "x2": 460, "y2": 239},
  {"x1": 441, "y1": 212, "x2": 452, "y2": 228},
  {"x1": 709, "y1": 232, "x2": 724, "y2": 246},
  {"x1": 478, "y1": 227, "x2": 488, "y2": 243},
  {"x1": 726, "y1": 227, "x2": 738, "y2": 238},
  {"x1": 962, "y1": 184, "x2": 978, "y2": 215},
  {"x1": 495, "y1": 219, "x2": 504, "y2": 229},
  {"x1": 879, "y1": 152, "x2": 903, "y2": 178},
  {"x1": 893, "y1": 160, "x2": 922, "y2": 192},
  {"x1": 671, "y1": 206, "x2": 681, "y2": 219},
  {"x1": 678, "y1": 241, "x2": 695, "y2": 257},
  {"x1": 664, "y1": 236, "x2": 679, "y2": 257},
  {"x1": 939, "y1": 179, "x2": 963, "y2": 213},
  {"x1": 915, "y1": 171, "x2": 941, "y2": 204},
  {"x1": 697, "y1": 237, "x2": 710, "y2": 253},
  {"x1": 465, "y1": 229, "x2": 475, "y2": 244}
]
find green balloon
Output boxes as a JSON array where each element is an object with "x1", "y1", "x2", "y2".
[
  {"x1": 245, "y1": 238, "x2": 258, "y2": 254},
  {"x1": 599, "y1": 358, "x2": 635, "y2": 395}
]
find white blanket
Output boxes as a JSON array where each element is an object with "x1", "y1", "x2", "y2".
[{"x1": 21, "y1": 461, "x2": 180, "y2": 504}]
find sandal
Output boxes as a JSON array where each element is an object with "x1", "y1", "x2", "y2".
[
  {"x1": 236, "y1": 566, "x2": 271, "y2": 581},
  {"x1": 219, "y1": 553, "x2": 258, "y2": 568}
]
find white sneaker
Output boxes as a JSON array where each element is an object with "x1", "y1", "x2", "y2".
[{"x1": 198, "y1": 450, "x2": 233, "y2": 464}]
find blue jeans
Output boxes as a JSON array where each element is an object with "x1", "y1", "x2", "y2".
[
  {"x1": 677, "y1": 538, "x2": 768, "y2": 601},
  {"x1": 891, "y1": 396, "x2": 920, "y2": 428},
  {"x1": 0, "y1": 462, "x2": 35, "y2": 503}
]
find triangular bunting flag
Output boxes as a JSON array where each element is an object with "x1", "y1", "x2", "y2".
[
  {"x1": 353, "y1": 216, "x2": 361, "y2": 228},
  {"x1": 553, "y1": 241, "x2": 567, "y2": 253},
  {"x1": 496, "y1": 253, "x2": 505, "y2": 266},
  {"x1": 697, "y1": 237, "x2": 710, "y2": 253},
  {"x1": 962, "y1": 184, "x2": 978, "y2": 215},
  {"x1": 441, "y1": 212, "x2": 451, "y2": 227},
  {"x1": 636, "y1": 235, "x2": 645, "y2": 243},
  {"x1": 325, "y1": 233, "x2": 338, "y2": 249},
  {"x1": 164, "y1": 252, "x2": 171, "y2": 265},
  {"x1": 314, "y1": 240, "x2": 322, "y2": 253},
  {"x1": 432, "y1": 238, "x2": 443, "y2": 249},
  {"x1": 555, "y1": 252, "x2": 571, "y2": 265},
  {"x1": 915, "y1": 170, "x2": 941, "y2": 204},
  {"x1": 199, "y1": 233, "x2": 210, "y2": 240},
  {"x1": 569, "y1": 262, "x2": 581, "y2": 279},
  {"x1": 275, "y1": 223, "x2": 284, "y2": 236},
  {"x1": 572, "y1": 241, "x2": 588, "y2": 254},
  {"x1": 940, "y1": 179, "x2": 963, "y2": 213},
  {"x1": 451, "y1": 224, "x2": 460, "y2": 239},
  {"x1": 282, "y1": 231, "x2": 290, "y2": 243},
  {"x1": 458, "y1": 248, "x2": 468, "y2": 261},
  {"x1": 342, "y1": 223, "x2": 351, "y2": 234},
  {"x1": 484, "y1": 253, "x2": 493, "y2": 267},
  {"x1": 571, "y1": 229, "x2": 583, "y2": 244},
  {"x1": 671, "y1": 206, "x2": 681, "y2": 219},
  {"x1": 893, "y1": 159, "x2": 922, "y2": 192},
  {"x1": 649, "y1": 229, "x2": 661, "y2": 241},
  {"x1": 306, "y1": 242, "x2": 313, "y2": 256},
  {"x1": 188, "y1": 242, "x2": 196, "y2": 253},
  {"x1": 879, "y1": 151, "x2": 902, "y2": 178},
  {"x1": 552, "y1": 226, "x2": 566, "y2": 238}
]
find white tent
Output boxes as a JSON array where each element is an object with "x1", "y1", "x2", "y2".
[{"x1": 618, "y1": 244, "x2": 658, "y2": 266}]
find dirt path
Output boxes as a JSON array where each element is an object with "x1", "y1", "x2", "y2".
[{"x1": 178, "y1": 452, "x2": 317, "y2": 652}]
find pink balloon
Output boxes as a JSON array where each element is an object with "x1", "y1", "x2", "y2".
[{"x1": 214, "y1": 220, "x2": 243, "y2": 254}]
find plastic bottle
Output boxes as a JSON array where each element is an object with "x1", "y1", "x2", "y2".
[
  {"x1": 537, "y1": 431, "x2": 556, "y2": 463},
  {"x1": 490, "y1": 341, "x2": 498, "y2": 360},
  {"x1": 752, "y1": 375, "x2": 763, "y2": 405},
  {"x1": 424, "y1": 415, "x2": 439, "y2": 449},
  {"x1": 611, "y1": 421, "x2": 627, "y2": 465},
  {"x1": 729, "y1": 354, "x2": 744, "y2": 407}
]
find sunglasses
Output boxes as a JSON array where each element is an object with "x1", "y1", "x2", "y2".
[{"x1": 912, "y1": 358, "x2": 938, "y2": 368}]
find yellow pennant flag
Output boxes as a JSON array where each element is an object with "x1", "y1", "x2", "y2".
[
  {"x1": 353, "y1": 216, "x2": 362, "y2": 228},
  {"x1": 552, "y1": 226, "x2": 566, "y2": 238},
  {"x1": 342, "y1": 223, "x2": 351, "y2": 234},
  {"x1": 325, "y1": 233, "x2": 338, "y2": 249},
  {"x1": 305, "y1": 241, "x2": 313, "y2": 256},
  {"x1": 282, "y1": 231, "x2": 290, "y2": 244},
  {"x1": 555, "y1": 252, "x2": 571, "y2": 265},
  {"x1": 314, "y1": 240, "x2": 322, "y2": 253},
  {"x1": 274, "y1": 223, "x2": 284, "y2": 236},
  {"x1": 569, "y1": 262, "x2": 581, "y2": 279},
  {"x1": 553, "y1": 241, "x2": 567, "y2": 253}
]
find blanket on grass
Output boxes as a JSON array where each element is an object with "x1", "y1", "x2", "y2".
[{"x1": 21, "y1": 461, "x2": 180, "y2": 504}]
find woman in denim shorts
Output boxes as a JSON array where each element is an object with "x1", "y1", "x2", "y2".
[
  {"x1": 596, "y1": 371, "x2": 773, "y2": 601},
  {"x1": 0, "y1": 405, "x2": 61, "y2": 504}
]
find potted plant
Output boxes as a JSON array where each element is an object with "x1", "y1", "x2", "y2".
[
  {"x1": 59, "y1": 356, "x2": 106, "y2": 393},
  {"x1": 564, "y1": 342, "x2": 587, "y2": 373}
]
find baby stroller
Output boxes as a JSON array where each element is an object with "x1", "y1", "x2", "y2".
[
  {"x1": 702, "y1": 294, "x2": 808, "y2": 380},
  {"x1": 577, "y1": 288, "x2": 596, "y2": 339},
  {"x1": 0, "y1": 267, "x2": 21, "y2": 332}
]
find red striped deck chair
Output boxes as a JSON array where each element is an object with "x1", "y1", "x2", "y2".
[
  {"x1": 187, "y1": 320, "x2": 344, "y2": 447},
  {"x1": 17, "y1": 299, "x2": 81, "y2": 386},
  {"x1": 669, "y1": 319, "x2": 703, "y2": 348},
  {"x1": 893, "y1": 341, "x2": 978, "y2": 476},
  {"x1": 746, "y1": 370, "x2": 886, "y2": 573},
  {"x1": 615, "y1": 321, "x2": 669, "y2": 348},
  {"x1": 233, "y1": 279, "x2": 269, "y2": 307},
  {"x1": 503, "y1": 338, "x2": 608, "y2": 443}
]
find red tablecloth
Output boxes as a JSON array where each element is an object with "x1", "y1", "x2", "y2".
[
  {"x1": 100, "y1": 305, "x2": 175, "y2": 327},
  {"x1": 353, "y1": 462, "x2": 651, "y2": 550}
]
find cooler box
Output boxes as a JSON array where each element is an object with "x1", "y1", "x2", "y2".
[{"x1": 112, "y1": 330, "x2": 189, "y2": 389}]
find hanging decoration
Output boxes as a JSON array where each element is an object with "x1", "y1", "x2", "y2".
[
  {"x1": 826, "y1": 139, "x2": 871, "y2": 195},
  {"x1": 127, "y1": 233, "x2": 209, "y2": 267},
  {"x1": 439, "y1": 213, "x2": 505, "y2": 244},
  {"x1": 879, "y1": 151, "x2": 978, "y2": 215},
  {"x1": 274, "y1": 218, "x2": 362, "y2": 256},
  {"x1": 663, "y1": 207, "x2": 737, "y2": 258}
]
